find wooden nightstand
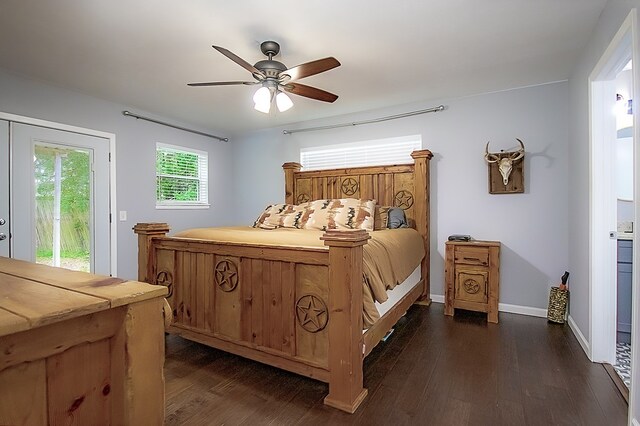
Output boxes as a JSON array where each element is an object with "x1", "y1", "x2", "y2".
[{"x1": 444, "y1": 240, "x2": 501, "y2": 323}]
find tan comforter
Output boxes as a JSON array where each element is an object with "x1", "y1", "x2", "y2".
[{"x1": 173, "y1": 227, "x2": 425, "y2": 327}]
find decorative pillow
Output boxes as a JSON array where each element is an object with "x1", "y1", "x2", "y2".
[
  {"x1": 280, "y1": 205, "x2": 310, "y2": 229},
  {"x1": 298, "y1": 199, "x2": 331, "y2": 230},
  {"x1": 303, "y1": 198, "x2": 376, "y2": 231},
  {"x1": 387, "y1": 207, "x2": 409, "y2": 229},
  {"x1": 253, "y1": 203, "x2": 298, "y2": 229},
  {"x1": 374, "y1": 206, "x2": 391, "y2": 230}
]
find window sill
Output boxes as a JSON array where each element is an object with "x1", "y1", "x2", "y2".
[{"x1": 156, "y1": 204, "x2": 210, "y2": 210}]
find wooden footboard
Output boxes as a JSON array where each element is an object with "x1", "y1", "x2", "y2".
[{"x1": 134, "y1": 224, "x2": 371, "y2": 412}]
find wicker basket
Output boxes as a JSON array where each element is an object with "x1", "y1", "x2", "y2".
[{"x1": 547, "y1": 286, "x2": 569, "y2": 323}]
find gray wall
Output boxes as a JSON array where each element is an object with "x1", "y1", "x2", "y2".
[
  {"x1": 0, "y1": 68, "x2": 235, "y2": 280},
  {"x1": 567, "y1": 0, "x2": 637, "y2": 345},
  {"x1": 232, "y1": 82, "x2": 570, "y2": 310}
]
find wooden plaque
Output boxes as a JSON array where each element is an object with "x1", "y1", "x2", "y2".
[{"x1": 488, "y1": 153, "x2": 524, "y2": 194}]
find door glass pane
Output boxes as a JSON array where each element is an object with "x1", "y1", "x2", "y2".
[{"x1": 34, "y1": 144, "x2": 91, "y2": 272}]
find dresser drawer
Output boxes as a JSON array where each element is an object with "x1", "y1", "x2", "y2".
[{"x1": 454, "y1": 246, "x2": 489, "y2": 266}]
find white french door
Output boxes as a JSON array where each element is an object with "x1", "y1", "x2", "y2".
[
  {"x1": 0, "y1": 120, "x2": 8, "y2": 257},
  {"x1": 11, "y1": 123, "x2": 111, "y2": 275}
]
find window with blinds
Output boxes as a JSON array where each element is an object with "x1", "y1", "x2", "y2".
[
  {"x1": 300, "y1": 135, "x2": 422, "y2": 171},
  {"x1": 156, "y1": 143, "x2": 209, "y2": 208}
]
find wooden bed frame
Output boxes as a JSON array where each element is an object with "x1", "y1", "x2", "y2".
[{"x1": 134, "y1": 149, "x2": 432, "y2": 413}]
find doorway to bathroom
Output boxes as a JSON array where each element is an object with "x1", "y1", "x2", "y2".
[
  {"x1": 589, "y1": 11, "x2": 639, "y2": 414},
  {"x1": 613, "y1": 59, "x2": 634, "y2": 390}
]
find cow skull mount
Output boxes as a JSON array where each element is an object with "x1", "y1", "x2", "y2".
[
  {"x1": 485, "y1": 138, "x2": 525, "y2": 186},
  {"x1": 484, "y1": 138, "x2": 525, "y2": 194}
]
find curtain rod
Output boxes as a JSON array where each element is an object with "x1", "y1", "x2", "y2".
[
  {"x1": 282, "y1": 104, "x2": 446, "y2": 135},
  {"x1": 122, "y1": 111, "x2": 229, "y2": 142}
]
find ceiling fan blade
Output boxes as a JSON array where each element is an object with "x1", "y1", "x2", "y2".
[
  {"x1": 282, "y1": 57, "x2": 340, "y2": 81},
  {"x1": 187, "y1": 81, "x2": 257, "y2": 87},
  {"x1": 212, "y1": 45, "x2": 264, "y2": 77},
  {"x1": 283, "y1": 83, "x2": 338, "y2": 103}
]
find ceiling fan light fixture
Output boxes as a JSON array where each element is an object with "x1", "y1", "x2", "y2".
[
  {"x1": 253, "y1": 86, "x2": 272, "y2": 113},
  {"x1": 254, "y1": 101, "x2": 271, "y2": 114},
  {"x1": 276, "y1": 91, "x2": 293, "y2": 112},
  {"x1": 253, "y1": 86, "x2": 271, "y2": 104}
]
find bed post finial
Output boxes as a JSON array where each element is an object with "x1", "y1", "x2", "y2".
[
  {"x1": 411, "y1": 150, "x2": 432, "y2": 304},
  {"x1": 133, "y1": 223, "x2": 170, "y2": 283},
  {"x1": 282, "y1": 162, "x2": 302, "y2": 204}
]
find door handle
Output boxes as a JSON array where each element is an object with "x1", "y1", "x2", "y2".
[
  {"x1": 0, "y1": 233, "x2": 6, "y2": 241},
  {"x1": 0, "y1": 218, "x2": 4, "y2": 226}
]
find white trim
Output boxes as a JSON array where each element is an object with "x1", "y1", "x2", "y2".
[
  {"x1": 430, "y1": 294, "x2": 547, "y2": 318},
  {"x1": 588, "y1": 11, "x2": 633, "y2": 366},
  {"x1": 431, "y1": 294, "x2": 445, "y2": 303},
  {"x1": 0, "y1": 111, "x2": 117, "y2": 276},
  {"x1": 0, "y1": 112, "x2": 115, "y2": 140},
  {"x1": 588, "y1": 10, "x2": 640, "y2": 424},
  {"x1": 632, "y1": 9, "x2": 640, "y2": 425},
  {"x1": 498, "y1": 303, "x2": 547, "y2": 318},
  {"x1": 568, "y1": 315, "x2": 591, "y2": 359},
  {"x1": 156, "y1": 204, "x2": 210, "y2": 210},
  {"x1": 156, "y1": 141, "x2": 207, "y2": 157}
]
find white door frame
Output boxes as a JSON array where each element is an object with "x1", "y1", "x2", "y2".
[
  {"x1": 589, "y1": 9, "x2": 640, "y2": 425},
  {"x1": 0, "y1": 120, "x2": 9, "y2": 257},
  {"x1": 0, "y1": 111, "x2": 117, "y2": 276},
  {"x1": 588, "y1": 19, "x2": 630, "y2": 365}
]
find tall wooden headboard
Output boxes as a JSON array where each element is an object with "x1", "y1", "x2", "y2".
[{"x1": 282, "y1": 149, "x2": 433, "y2": 301}]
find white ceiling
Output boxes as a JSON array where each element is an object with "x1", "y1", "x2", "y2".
[{"x1": 0, "y1": 0, "x2": 606, "y2": 135}]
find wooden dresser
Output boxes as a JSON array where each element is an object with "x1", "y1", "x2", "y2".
[
  {"x1": 0, "y1": 257, "x2": 168, "y2": 425},
  {"x1": 444, "y1": 240, "x2": 501, "y2": 323}
]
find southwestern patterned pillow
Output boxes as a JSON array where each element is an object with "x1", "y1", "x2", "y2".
[
  {"x1": 254, "y1": 199, "x2": 376, "y2": 231},
  {"x1": 302, "y1": 198, "x2": 376, "y2": 231},
  {"x1": 253, "y1": 203, "x2": 298, "y2": 229}
]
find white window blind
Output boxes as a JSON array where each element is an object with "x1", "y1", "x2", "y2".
[
  {"x1": 300, "y1": 135, "x2": 422, "y2": 171},
  {"x1": 156, "y1": 143, "x2": 209, "y2": 208}
]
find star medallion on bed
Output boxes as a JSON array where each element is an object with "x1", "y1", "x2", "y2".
[
  {"x1": 214, "y1": 260, "x2": 238, "y2": 292},
  {"x1": 296, "y1": 294, "x2": 329, "y2": 333},
  {"x1": 394, "y1": 190, "x2": 414, "y2": 209}
]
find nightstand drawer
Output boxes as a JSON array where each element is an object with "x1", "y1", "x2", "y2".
[{"x1": 454, "y1": 246, "x2": 489, "y2": 266}]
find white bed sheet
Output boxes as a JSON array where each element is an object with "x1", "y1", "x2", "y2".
[{"x1": 374, "y1": 265, "x2": 422, "y2": 318}]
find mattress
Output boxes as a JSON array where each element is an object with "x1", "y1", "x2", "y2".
[{"x1": 375, "y1": 265, "x2": 422, "y2": 318}]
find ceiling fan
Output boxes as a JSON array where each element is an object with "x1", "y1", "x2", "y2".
[{"x1": 188, "y1": 41, "x2": 340, "y2": 113}]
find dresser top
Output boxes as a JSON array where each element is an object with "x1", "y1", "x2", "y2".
[
  {"x1": 446, "y1": 239, "x2": 501, "y2": 247},
  {"x1": 0, "y1": 257, "x2": 167, "y2": 337}
]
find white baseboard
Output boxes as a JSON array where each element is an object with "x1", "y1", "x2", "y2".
[
  {"x1": 430, "y1": 295, "x2": 547, "y2": 318},
  {"x1": 498, "y1": 303, "x2": 547, "y2": 318},
  {"x1": 568, "y1": 315, "x2": 591, "y2": 359},
  {"x1": 431, "y1": 295, "x2": 445, "y2": 303}
]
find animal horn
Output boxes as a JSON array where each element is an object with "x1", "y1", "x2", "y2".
[
  {"x1": 484, "y1": 141, "x2": 499, "y2": 163},
  {"x1": 510, "y1": 138, "x2": 525, "y2": 160}
]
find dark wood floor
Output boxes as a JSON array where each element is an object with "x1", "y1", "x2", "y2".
[{"x1": 164, "y1": 303, "x2": 628, "y2": 425}]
